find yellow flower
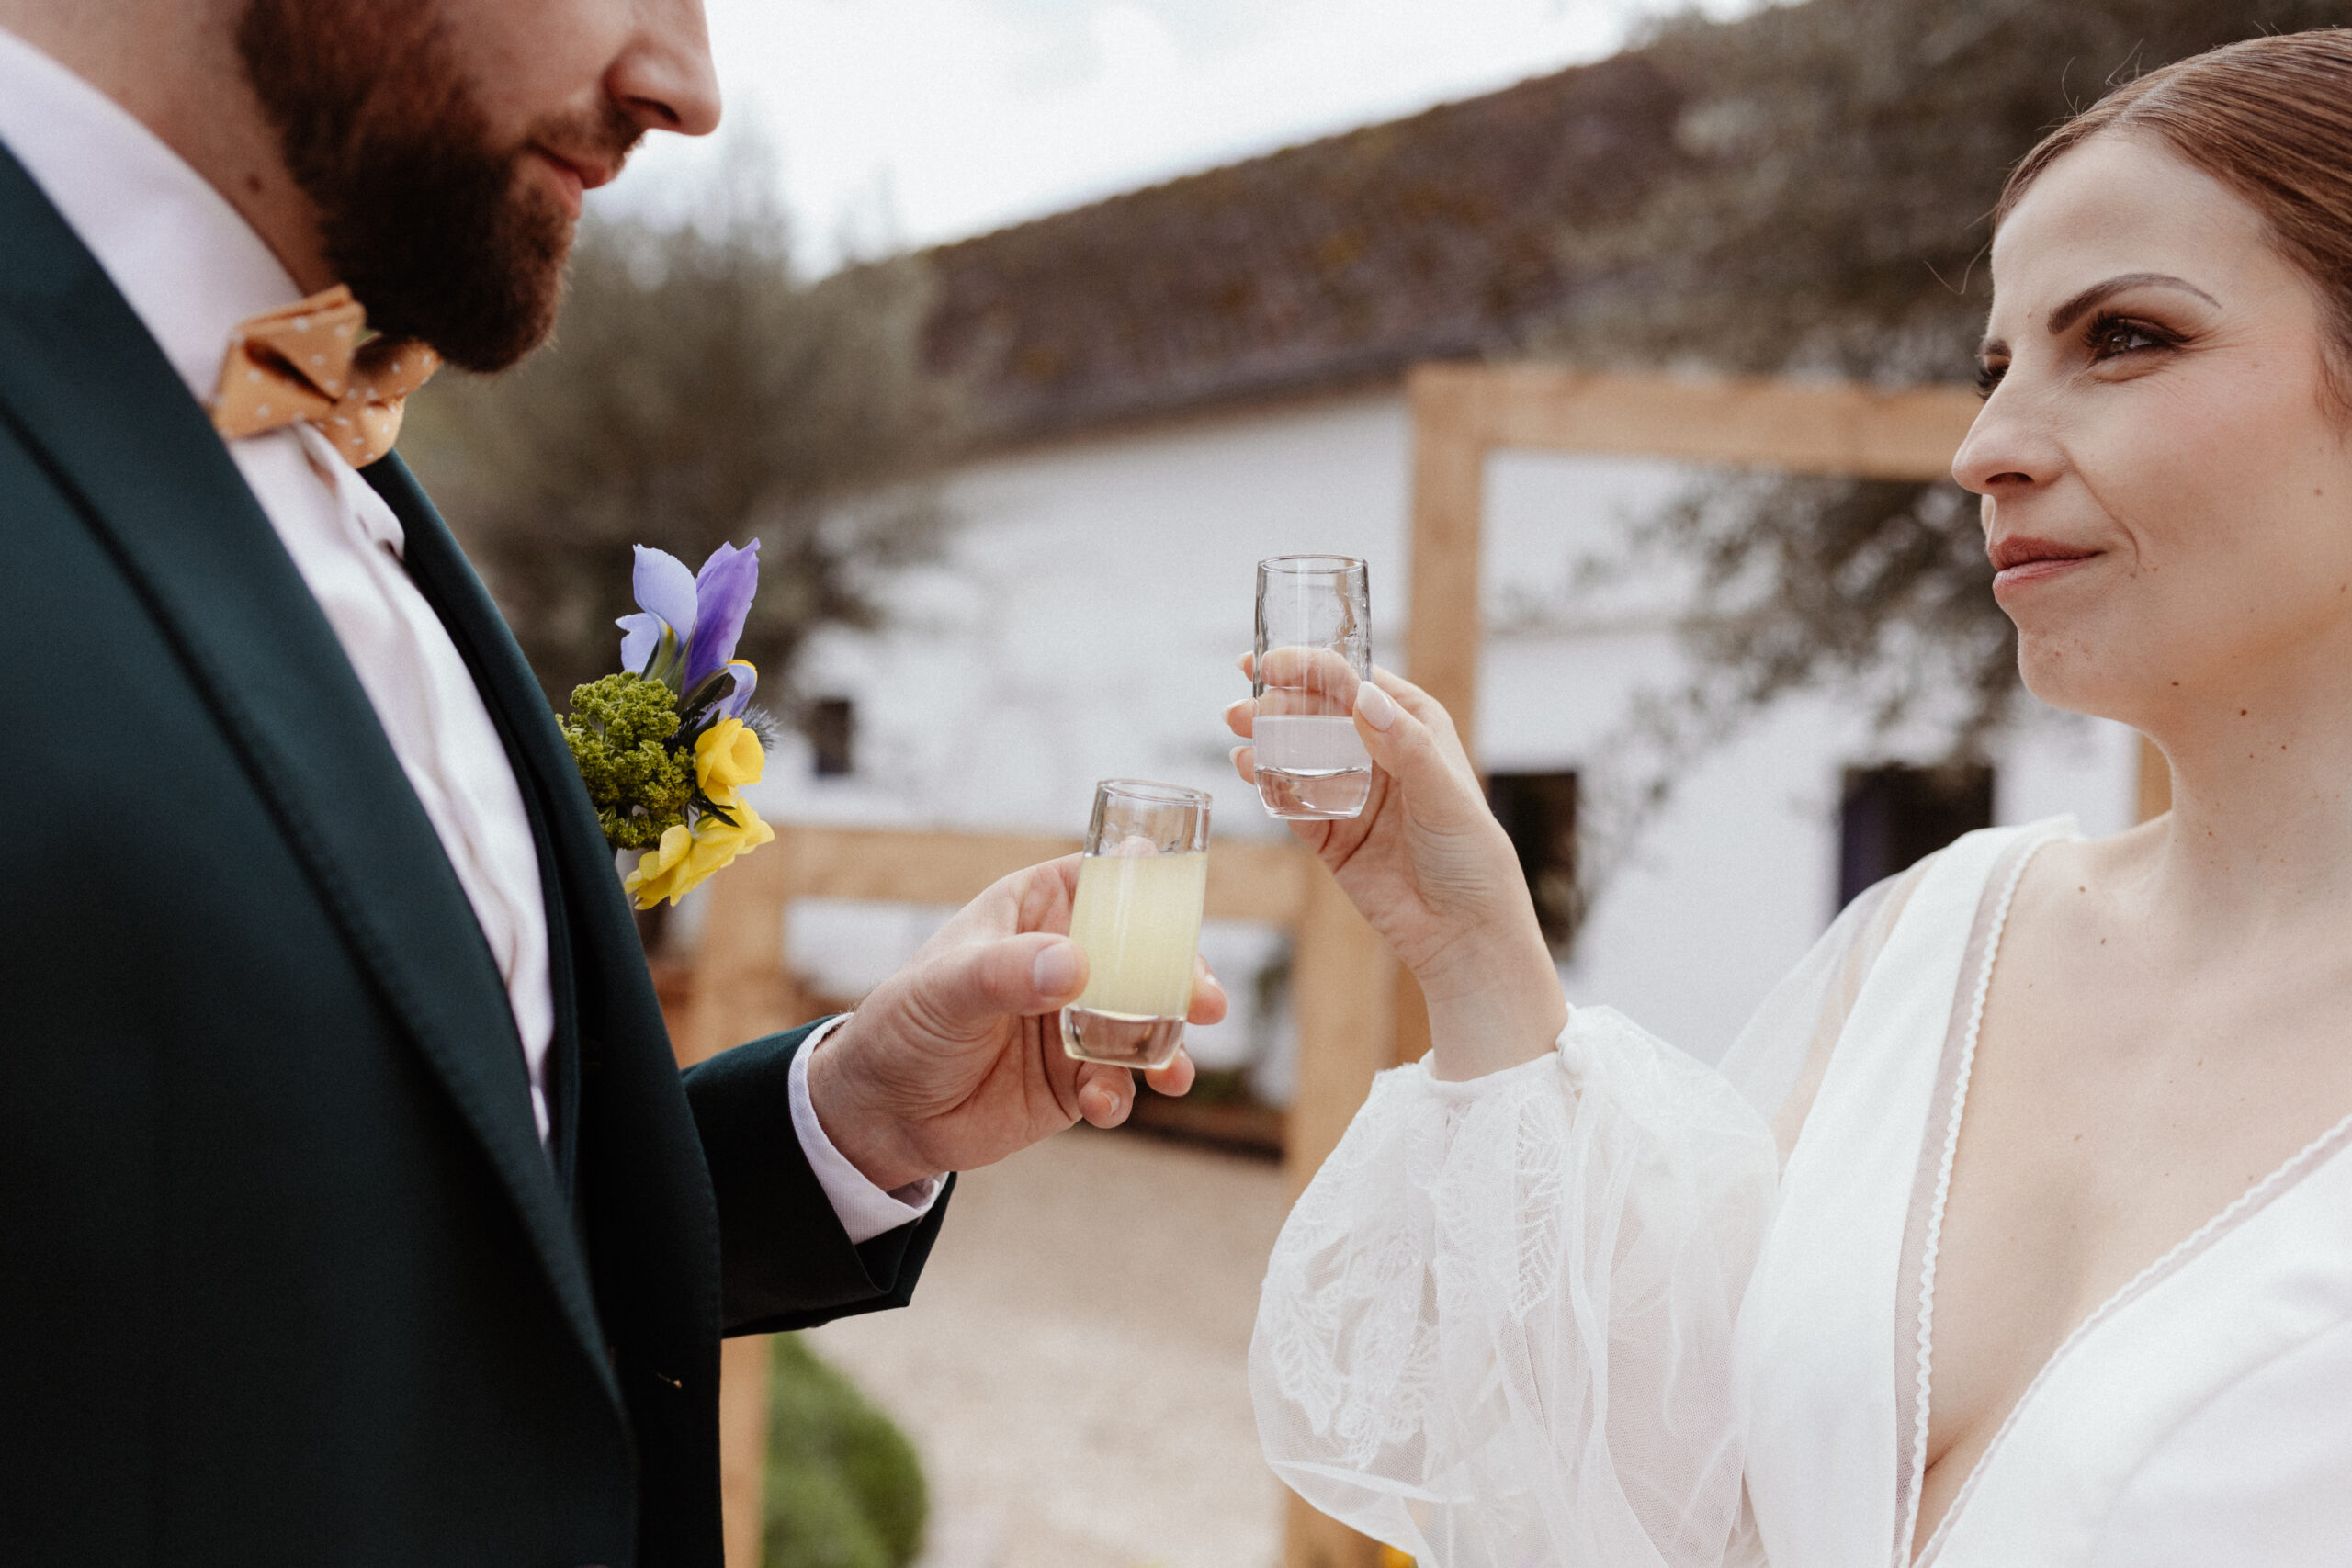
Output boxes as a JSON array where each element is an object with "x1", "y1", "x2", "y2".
[
  {"x1": 623, "y1": 795, "x2": 776, "y2": 909},
  {"x1": 695, "y1": 716, "x2": 765, "y2": 795},
  {"x1": 620, "y1": 721, "x2": 775, "y2": 908},
  {"x1": 689, "y1": 794, "x2": 775, "y2": 875},
  {"x1": 623, "y1": 823, "x2": 695, "y2": 908}
]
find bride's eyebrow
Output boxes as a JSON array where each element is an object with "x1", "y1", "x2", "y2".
[{"x1": 2045, "y1": 272, "x2": 2220, "y2": 336}]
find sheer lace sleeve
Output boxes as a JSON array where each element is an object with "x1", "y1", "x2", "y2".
[{"x1": 1250, "y1": 871, "x2": 1922, "y2": 1567}]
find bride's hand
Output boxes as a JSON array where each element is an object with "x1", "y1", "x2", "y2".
[{"x1": 1227, "y1": 657, "x2": 1566, "y2": 1079}]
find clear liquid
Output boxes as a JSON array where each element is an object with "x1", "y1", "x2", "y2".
[
  {"x1": 1058, "y1": 1007, "x2": 1187, "y2": 1068},
  {"x1": 1253, "y1": 713, "x2": 1372, "y2": 819},
  {"x1": 1060, "y1": 852, "x2": 1207, "y2": 1065}
]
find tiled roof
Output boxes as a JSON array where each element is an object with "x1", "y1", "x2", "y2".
[{"x1": 918, "y1": 50, "x2": 1691, "y2": 446}]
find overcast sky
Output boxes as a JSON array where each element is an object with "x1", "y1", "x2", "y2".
[{"x1": 607, "y1": 0, "x2": 1762, "y2": 271}]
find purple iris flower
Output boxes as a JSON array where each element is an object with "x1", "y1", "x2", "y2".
[
  {"x1": 617, "y1": 546, "x2": 698, "y2": 682},
  {"x1": 684, "y1": 540, "x2": 760, "y2": 693},
  {"x1": 615, "y1": 539, "x2": 762, "y2": 694},
  {"x1": 711, "y1": 660, "x2": 758, "y2": 721}
]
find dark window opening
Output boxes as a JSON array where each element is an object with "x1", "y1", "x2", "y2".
[
  {"x1": 1838, "y1": 763, "x2": 1994, "y2": 907},
  {"x1": 1487, "y1": 771, "x2": 1582, "y2": 957},
  {"x1": 808, "y1": 697, "x2": 855, "y2": 778}
]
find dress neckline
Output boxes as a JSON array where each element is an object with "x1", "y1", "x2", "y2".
[
  {"x1": 1903, "y1": 828, "x2": 2352, "y2": 1564},
  {"x1": 1897, "y1": 826, "x2": 2057, "y2": 1562}
]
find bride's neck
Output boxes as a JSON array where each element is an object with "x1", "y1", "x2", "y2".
[{"x1": 2138, "y1": 655, "x2": 2352, "y2": 932}]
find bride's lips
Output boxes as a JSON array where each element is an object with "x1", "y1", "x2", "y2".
[{"x1": 1989, "y1": 534, "x2": 2102, "y2": 592}]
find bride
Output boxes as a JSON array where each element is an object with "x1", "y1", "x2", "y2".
[{"x1": 1235, "y1": 31, "x2": 2352, "y2": 1568}]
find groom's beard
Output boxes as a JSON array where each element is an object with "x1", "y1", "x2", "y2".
[{"x1": 235, "y1": 0, "x2": 640, "y2": 372}]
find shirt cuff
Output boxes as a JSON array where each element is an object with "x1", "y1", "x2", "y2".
[{"x1": 788, "y1": 1014, "x2": 945, "y2": 1247}]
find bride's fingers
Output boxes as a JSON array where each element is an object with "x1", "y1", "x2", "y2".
[
  {"x1": 1230, "y1": 744, "x2": 1257, "y2": 784},
  {"x1": 1223, "y1": 696, "x2": 1254, "y2": 739},
  {"x1": 1254, "y1": 648, "x2": 1363, "y2": 716},
  {"x1": 1354, "y1": 681, "x2": 1485, "y2": 818},
  {"x1": 1367, "y1": 665, "x2": 1476, "y2": 779},
  {"x1": 1369, "y1": 665, "x2": 1447, "y2": 732}
]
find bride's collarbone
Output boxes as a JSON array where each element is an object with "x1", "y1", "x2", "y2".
[{"x1": 1917, "y1": 842, "x2": 2352, "y2": 1524}]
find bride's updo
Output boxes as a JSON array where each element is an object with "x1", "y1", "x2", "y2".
[{"x1": 2000, "y1": 30, "x2": 2352, "y2": 401}]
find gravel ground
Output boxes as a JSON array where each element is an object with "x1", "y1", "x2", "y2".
[{"x1": 808, "y1": 1125, "x2": 1292, "y2": 1568}]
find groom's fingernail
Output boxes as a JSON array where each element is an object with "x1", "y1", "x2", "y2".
[
  {"x1": 1034, "y1": 942, "x2": 1081, "y2": 997},
  {"x1": 1356, "y1": 683, "x2": 1398, "y2": 731}
]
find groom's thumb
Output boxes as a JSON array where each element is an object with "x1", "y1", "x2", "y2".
[{"x1": 920, "y1": 931, "x2": 1089, "y2": 1030}]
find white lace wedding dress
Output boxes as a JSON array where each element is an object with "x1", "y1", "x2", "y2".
[{"x1": 1252, "y1": 821, "x2": 2352, "y2": 1566}]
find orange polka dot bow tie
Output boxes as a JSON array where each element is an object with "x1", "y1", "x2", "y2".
[{"x1": 208, "y1": 284, "x2": 439, "y2": 468}]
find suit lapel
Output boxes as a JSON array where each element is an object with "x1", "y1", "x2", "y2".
[
  {"x1": 367, "y1": 453, "x2": 641, "y2": 1197},
  {"x1": 0, "y1": 147, "x2": 614, "y2": 1395},
  {"x1": 375, "y1": 457, "x2": 728, "y2": 1380}
]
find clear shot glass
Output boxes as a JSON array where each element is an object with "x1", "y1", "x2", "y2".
[
  {"x1": 1253, "y1": 555, "x2": 1373, "y2": 819},
  {"x1": 1060, "y1": 780, "x2": 1213, "y2": 1069}
]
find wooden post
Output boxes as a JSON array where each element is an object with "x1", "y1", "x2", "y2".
[
  {"x1": 1391, "y1": 364, "x2": 1495, "y2": 1077},
  {"x1": 672, "y1": 834, "x2": 811, "y2": 1568},
  {"x1": 718, "y1": 1335, "x2": 774, "y2": 1568},
  {"x1": 1402, "y1": 365, "x2": 1493, "y2": 744},
  {"x1": 675, "y1": 831, "x2": 803, "y2": 1073},
  {"x1": 1282, "y1": 870, "x2": 1399, "y2": 1199}
]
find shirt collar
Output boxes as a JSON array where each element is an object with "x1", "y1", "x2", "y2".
[{"x1": 0, "y1": 26, "x2": 305, "y2": 408}]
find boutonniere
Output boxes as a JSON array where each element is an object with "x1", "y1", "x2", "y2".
[{"x1": 561, "y1": 541, "x2": 777, "y2": 909}]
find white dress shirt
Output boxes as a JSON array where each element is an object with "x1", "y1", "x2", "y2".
[{"x1": 0, "y1": 27, "x2": 935, "y2": 1243}]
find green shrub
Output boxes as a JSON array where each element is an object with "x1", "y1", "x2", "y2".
[{"x1": 763, "y1": 1335, "x2": 928, "y2": 1568}]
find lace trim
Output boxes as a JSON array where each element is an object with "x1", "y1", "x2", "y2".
[
  {"x1": 1910, "y1": 914, "x2": 2352, "y2": 1563},
  {"x1": 1894, "y1": 829, "x2": 2057, "y2": 1563},
  {"x1": 1915, "y1": 1100, "x2": 2352, "y2": 1562}
]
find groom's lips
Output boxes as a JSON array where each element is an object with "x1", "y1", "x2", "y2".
[{"x1": 529, "y1": 146, "x2": 616, "y2": 220}]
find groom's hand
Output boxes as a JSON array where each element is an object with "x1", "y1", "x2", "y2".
[{"x1": 803, "y1": 855, "x2": 1227, "y2": 1193}]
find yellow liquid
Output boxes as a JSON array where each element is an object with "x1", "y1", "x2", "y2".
[{"x1": 1067, "y1": 852, "x2": 1208, "y2": 1019}]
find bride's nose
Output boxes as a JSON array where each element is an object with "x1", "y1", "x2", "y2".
[{"x1": 1952, "y1": 383, "x2": 2061, "y2": 498}]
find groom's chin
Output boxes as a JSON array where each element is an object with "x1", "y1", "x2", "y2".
[{"x1": 349, "y1": 175, "x2": 575, "y2": 375}]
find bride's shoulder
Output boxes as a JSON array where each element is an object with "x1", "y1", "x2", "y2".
[
  {"x1": 1863, "y1": 817, "x2": 2089, "y2": 938},
  {"x1": 1809, "y1": 820, "x2": 2079, "y2": 1035},
  {"x1": 1996, "y1": 812, "x2": 2162, "y2": 930}
]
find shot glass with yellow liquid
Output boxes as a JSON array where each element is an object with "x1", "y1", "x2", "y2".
[{"x1": 1060, "y1": 779, "x2": 1212, "y2": 1069}]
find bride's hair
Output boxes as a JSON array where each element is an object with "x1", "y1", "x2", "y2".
[{"x1": 1999, "y1": 31, "x2": 2352, "y2": 403}]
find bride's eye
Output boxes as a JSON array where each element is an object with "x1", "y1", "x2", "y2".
[
  {"x1": 1974, "y1": 358, "x2": 2007, "y2": 400},
  {"x1": 2086, "y1": 312, "x2": 2177, "y2": 363}
]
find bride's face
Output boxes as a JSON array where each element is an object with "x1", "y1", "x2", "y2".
[{"x1": 1957, "y1": 133, "x2": 2352, "y2": 729}]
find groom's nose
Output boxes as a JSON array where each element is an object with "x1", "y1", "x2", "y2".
[{"x1": 607, "y1": 0, "x2": 722, "y2": 139}]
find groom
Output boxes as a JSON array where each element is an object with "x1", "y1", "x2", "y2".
[{"x1": 0, "y1": 0, "x2": 1212, "y2": 1562}]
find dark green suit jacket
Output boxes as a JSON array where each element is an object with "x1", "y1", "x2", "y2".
[{"x1": 0, "y1": 148, "x2": 948, "y2": 1564}]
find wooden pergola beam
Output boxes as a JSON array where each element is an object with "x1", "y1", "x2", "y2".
[{"x1": 1403, "y1": 364, "x2": 1985, "y2": 746}]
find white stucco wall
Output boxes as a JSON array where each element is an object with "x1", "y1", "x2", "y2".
[{"x1": 733, "y1": 386, "x2": 2142, "y2": 1088}]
